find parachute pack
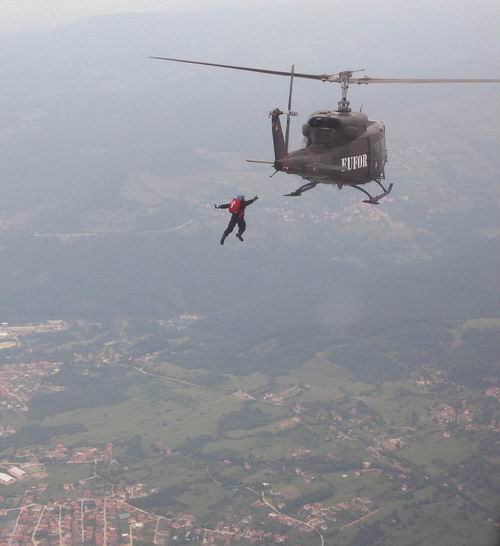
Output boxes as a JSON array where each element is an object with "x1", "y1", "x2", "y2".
[{"x1": 228, "y1": 198, "x2": 242, "y2": 214}]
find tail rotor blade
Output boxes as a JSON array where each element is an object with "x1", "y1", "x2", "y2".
[{"x1": 285, "y1": 64, "x2": 295, "y2": 155}]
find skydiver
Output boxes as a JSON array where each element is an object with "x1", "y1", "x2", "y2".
[{"x1": 214, "y1": 194, "x2": 259, "y2": 245}]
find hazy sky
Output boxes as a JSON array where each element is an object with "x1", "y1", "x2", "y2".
[{"x1": 0, "y1": 0, "x2": 303, "y2": 32}]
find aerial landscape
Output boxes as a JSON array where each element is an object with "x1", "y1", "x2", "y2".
[
  {"x1": 0, "y1": 1, "x2": 499, "y2": 545},
  {"x1": 0, "y1": 316, "x2": 499, "y2": 545}
]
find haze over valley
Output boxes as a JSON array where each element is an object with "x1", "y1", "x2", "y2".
[{"x1": 0, "y1": 2, "x2": 499, "y2": 544}]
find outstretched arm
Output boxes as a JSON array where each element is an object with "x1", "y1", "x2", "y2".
[{"x1": 243, "y1": 195, "x2": 259, "y2": 207}]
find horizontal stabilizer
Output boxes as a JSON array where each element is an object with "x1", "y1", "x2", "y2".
[{"x1": 246, "y1": 160, "x2": 275, "y2": 164}]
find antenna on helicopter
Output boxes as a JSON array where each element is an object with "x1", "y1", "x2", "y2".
[{"x1": 284, "y1": 65, "x2": 297, "y2": 155}]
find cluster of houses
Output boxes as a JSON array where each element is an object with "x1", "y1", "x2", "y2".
[
  {"x1": 0, "y1": 426, "x2": 15, "y2": 438},
  {"x1": 14, "y1": 443, "x2": 113, "y2": 465},
  {"x1": 485, "y1": 387, "x2": 500, "y2": 402},
  {"x1": 0, "y1": 360, "x2": 63, "y2": 412}
]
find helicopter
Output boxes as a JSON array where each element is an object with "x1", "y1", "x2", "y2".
[{"x1": 151, "y1": 57, "x2": 500, "y2": 204}]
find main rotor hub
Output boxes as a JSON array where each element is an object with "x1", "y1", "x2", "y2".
[{"x1": 337, "y1": 71, "x2": 353, "y2": 113}]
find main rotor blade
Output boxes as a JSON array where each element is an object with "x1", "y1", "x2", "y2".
[
  {"x1": 150, "y1": 56, "x2": 331, "y2": 81},
  {"x1": 351, "y1": 77, "x2": 500, "y2": 84},
  {"x1": 150, "y1": 57, "x2": 500, "y2": 85}
]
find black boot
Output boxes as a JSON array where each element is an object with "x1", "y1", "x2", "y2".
[
  {"x1": 220, "y1": 234, "x2": 227, "y2": 245},
  {"x1": 236, "y1": 233, "x2": 244, "y2": 242}
]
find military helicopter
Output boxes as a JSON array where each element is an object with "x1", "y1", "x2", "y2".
[{"x1": 151, "y1": 57, "x2": 500, "y2": 204}]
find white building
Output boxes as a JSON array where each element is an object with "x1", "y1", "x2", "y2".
[
  {"x1": 0, "y1": 473, "x2": 15, "y2": 484},
  {"x1": 8, "y1": 467, "x2": 27, "y2": 479}
]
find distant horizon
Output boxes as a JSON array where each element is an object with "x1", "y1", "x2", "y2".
[
  {"x1": 2, "y1": 0, "x2": 499, "y2": 34},
  {"x1": 0, "y1": 0, "x2": 300, "y2": 32}
]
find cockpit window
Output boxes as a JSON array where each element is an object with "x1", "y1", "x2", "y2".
[{"x1": 309, "y1": 117, "x2": 341, "y2": 129}]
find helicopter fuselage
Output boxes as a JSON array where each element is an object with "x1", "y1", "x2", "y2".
[{"x1": 273, "y1": 109, "x2": 386, "y2": 188}]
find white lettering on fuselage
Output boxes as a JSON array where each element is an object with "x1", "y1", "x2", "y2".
[{"x1": 341, "y1": 154, "x2": 368, "y2": 171}]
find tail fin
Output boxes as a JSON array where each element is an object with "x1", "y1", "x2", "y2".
[{"x1": 270, "y1": 109, "x2": 286, "y2": 161}]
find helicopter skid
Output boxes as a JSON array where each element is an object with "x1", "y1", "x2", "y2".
[
  {"x1": 284, "y1": 181, "x2": 318, "y2": 197},
  {"x1": 355, "y1": 182, "x2": 393, "y2": 204}
]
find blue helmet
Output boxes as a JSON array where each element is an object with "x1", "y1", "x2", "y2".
[{"x1": 236, "y1": 194, "x2": 244, "y2": 200}]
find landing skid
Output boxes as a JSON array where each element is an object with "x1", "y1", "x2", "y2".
[
  {"x1": 284, "y1": 181, "x2": 318, "y2": 197},
  {"x1": 284, "y1": 178, "x2": 393, "y2": 203},
  {"x1": 353, "y1": 179, "x2": 393, "y2": 205}
]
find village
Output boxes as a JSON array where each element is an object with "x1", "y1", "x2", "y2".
[
  {"x1": 0, "y1": 466, "x2": 383, "y2": 546},
  {"x1": 0, "y1": 425, "x2": 495, "y2": 546},
  {"x1": 0, "y1": 428, "x2": 414, "y2": 546}
]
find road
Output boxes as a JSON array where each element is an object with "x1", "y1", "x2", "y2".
[
  {"x1": 341, "y1": 508, "x2": 380, "y2": 530},
  {"x1": 58, "y1": 504, "x2": 64, "y2": 546},
  {"x1": 103, "y1": 497, "x2": 108, "y2": 546},
  {"x1": 261, "y1": 491, "x2": 325, "y2": 546},
  {"x1": 31, "y1": 506, "x2": 46, "y2": 545},
  {"x1": 133, "y1": 366, "x2": 206, "y2": 390},
  {"x1": 81, "y1": 499, "x2": 84, "y2": 543}
]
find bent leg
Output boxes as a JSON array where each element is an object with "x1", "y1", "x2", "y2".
[
  {"x1": 237, "y1": 219, "x2": 246, "y2": 235},
  {"x1": 221, "y1": 216, "x2": 237, "y2": 245},
  {"x1": 235, "y1": 219, "x2": 246, "y2": 241},
  {"x1": 224, "y1": 217, "x2": 238, "y2": 236}
]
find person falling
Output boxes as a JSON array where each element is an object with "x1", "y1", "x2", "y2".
[{"x1": 214, "y1": 194, "x2": 259, "y2": 245}]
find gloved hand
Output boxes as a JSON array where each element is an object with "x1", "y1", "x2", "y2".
[
  {"x1": 253, "y1": 195, "x2": 259, "y2": 201},
  {"x1": 213, "y1": 204, "x2": 219, "y2": 209}
]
